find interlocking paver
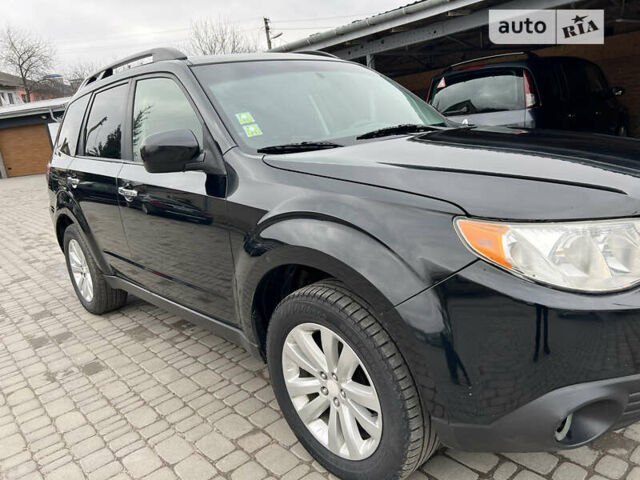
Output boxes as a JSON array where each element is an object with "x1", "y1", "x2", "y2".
[{"x1": 2, "y1": 173, "x2": 640, "y2": 480}]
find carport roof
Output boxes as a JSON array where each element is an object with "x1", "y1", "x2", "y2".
[
  {"x1": 0, "y1": 97, "x2": 69, "y2": 121},
  {"x1": 271, "y1": 0, "x2": 638, "y2": 78}
]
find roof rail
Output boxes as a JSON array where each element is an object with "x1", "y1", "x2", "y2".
[
  {"x1": 79, "y1": 48, "x2": 187, "y2": 90},
  {"x1": 444, "y1": 51, "x2": 537, "y2": 72},
  {"x1": 295, "y1": 50, "x2": 339, "y2": 59}
]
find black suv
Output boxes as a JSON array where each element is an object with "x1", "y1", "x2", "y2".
[
  {"x1": 49, "y1": 48, "x2": 640, "y2": 480},
  {"x1": 427, "y1": 53, "x2": 629, "y2": 136}
]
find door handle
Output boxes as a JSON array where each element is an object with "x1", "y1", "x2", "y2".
[
  {"x1": 118, "y1": 186, "x2": 138, "y2": 202},
  {"x1": 67, "y1": 177, "x2": 79, "y2": 189}
]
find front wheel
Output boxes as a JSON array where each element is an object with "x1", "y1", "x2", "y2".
[{"x1": 267, "y1": 280, "x2": 437, "y2": 480}]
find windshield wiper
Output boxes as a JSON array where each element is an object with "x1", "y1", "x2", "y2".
[
  {"x1": 256, "y1": 141, "x2": 342, "y2": 154},
  {"x1": 356, "y1": 124, "x2": 443, "y2": 140}
]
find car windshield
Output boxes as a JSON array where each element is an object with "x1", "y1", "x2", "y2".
[
  {"x1": 430, "y1": 68, "x2": 525, "y2": 115},
  {"x1": 193, "y1": 59, "x2": 445, "y2": 150}
]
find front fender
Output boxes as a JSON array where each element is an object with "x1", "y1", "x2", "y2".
[{"x1": 235, "y1": 217, "x2": 430, "y2": 334}]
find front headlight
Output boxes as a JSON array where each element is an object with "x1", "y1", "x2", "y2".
[{"x1": 455, "y1": 218, "x2": 640, "y2": 293}]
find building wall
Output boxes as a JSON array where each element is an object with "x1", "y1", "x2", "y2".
[
  {"x1": 0, "y1": 89, "x2": 23, "y2": 107},
  {"x1": 393, "y1": 30, "x2": 640, "y2": 136},
  {"x1": 0, "y1": 124, "x2": 53, "y2": 177}
]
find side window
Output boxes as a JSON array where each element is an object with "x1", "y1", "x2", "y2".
[
  {"x1": 84, "y1": 84, "x2": 128, "y2": 159},
  {"x1": 563, "y1": 63, "x2": 590, "y2": 100},
  {"x1": 132, "y1": 77, "x2": 203, "y2": 163},
  {"x1": 584, "y1": 64, "x2": 607, "y2": 94},
  {"x1": 56, "y1": 95, "x2": 90, "y2": 156}
]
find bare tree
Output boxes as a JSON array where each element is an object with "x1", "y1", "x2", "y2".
[
  {"x1": 0, "y1": 26, "x2": 55, "y2": 102},
  {"x1": 65, "y1": 61, "x2": 97, "y2": 83},
  {"x1": 187, "y1": 18, "x2": 257, "y2": 55}
]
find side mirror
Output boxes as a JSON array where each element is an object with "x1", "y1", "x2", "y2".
[
  {"x1": 611, "y1": 86, "x2": 625, "y2": 97},
  {"x1": 141, "y1": 129, "x2": 200, "y2": 174}
]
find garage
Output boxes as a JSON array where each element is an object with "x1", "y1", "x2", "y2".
[
  {"x1": 271, "y1": 0, "x2": 640, "y2": 138},
  {"x1": 0, "y1": 98, "x2": 68, "y2": 178}
]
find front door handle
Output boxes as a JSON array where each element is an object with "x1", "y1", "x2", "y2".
[
  {"x1": 67, "y1": 177, "x2": 79, "y2": 189},
  {"x1": 118, "y1": 186, "x2": 138, "y2": 202}
]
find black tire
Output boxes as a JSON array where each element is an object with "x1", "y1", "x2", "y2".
[
  {"x1": 63, "y1": 224, "x2": 127, "y2": 314},
  {"x1": 267, "y1": 280, "x2": 438, "y2": 480}
]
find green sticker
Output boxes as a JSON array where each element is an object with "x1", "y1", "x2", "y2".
[
  {"x1": 243, "y1": 123, "x2": 263, "y2": 137},
  {"x1": 235, "y1": 112, "x2": 255, "y2": 125}
]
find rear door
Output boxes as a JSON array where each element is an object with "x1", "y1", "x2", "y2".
[
  {"x1": 49, "y1": 95, "x2": 90, "y2": 194},
  {"x1": 428, "y1": 68, "x2": 527, "y2": 127},
  {"x1": 116, "y1": 75, "x2": 235, "y2": 324},
  {"x1": 66, "y1": 82, "x2": 131, "y2": 272}
]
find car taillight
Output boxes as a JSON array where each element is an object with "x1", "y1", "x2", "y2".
[{"x1": 523, "y1": 70, "x2": 537, "y2": 109}]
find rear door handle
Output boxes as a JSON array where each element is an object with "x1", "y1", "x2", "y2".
[
  {"x1": 118, "y1": 186, "x2": 138, "y2": 202},
  {"x1": 67, "y1": 177, "x2": 79, "y2": 188}
]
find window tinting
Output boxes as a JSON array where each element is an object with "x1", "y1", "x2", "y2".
[
  {"x1": 430, "y1": 69, "x2": 525, "y2": 115},
  {"x1": 84, "y1": 84, "x2": 128, "y2": 159},
  {"x1": 56, "y1": 95, "x2": 89, "y2": 156},
  {"x1": 132, "y1": 78, "x2": 203, "y2": 162}
]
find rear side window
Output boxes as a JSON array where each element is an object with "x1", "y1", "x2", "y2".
[
  {"x1": 132, "y1": 77, "x2": 202, "y2": 163},
  {"x1": 84, "y1": 84, "x2": 128, "y2": 159},
  {"x1": 56, "y1": 95, "x2": 89, "y2": 156},
  {"x1": 429, "y1": 68, "x2": 525, "y2": 115}
]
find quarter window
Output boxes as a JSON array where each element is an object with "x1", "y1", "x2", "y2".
[
  {"x1": 132, "y1": 77, "x2": 203, "y2": 163},
  {"x1": 84, "y1": 84, "x2": 128, "y2": 159},
  {"x1": 56, "y1": 95, "x2": 89, "y2": 156}
]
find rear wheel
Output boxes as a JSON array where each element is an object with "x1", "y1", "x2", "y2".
[
  {"x1": 63, "y1": 224, "x2": 127, "y2": 314},
  {"x1": 267, "y1": 280, "x2": 437, "y2": 480}
]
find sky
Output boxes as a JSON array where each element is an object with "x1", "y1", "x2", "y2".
[{"x1": 2, "y1": 0, "x2": 411, "y2": 74}]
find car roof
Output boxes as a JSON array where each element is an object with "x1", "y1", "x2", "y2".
[
  {"x1": 187, "y1": 52, "x2": 344, "y2": 65},
  {"x1": 71, "y1": 49, "x2": 346, "y2": 100},
  {"x1": 436, "y1": 55, "x2": 597, "y2": 78}
]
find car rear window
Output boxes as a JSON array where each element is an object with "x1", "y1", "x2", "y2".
[{"x1": 429, "y1": 68, "x2": 525, "y2": 115}]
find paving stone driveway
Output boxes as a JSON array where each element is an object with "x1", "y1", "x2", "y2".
[{"x1": 1, "y1": 174, "x2": 640, "y2": 480}]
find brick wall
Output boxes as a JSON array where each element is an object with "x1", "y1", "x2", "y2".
[
  {"x1": 394, "y1": 30, "x2": 640, "y2": 137},
  {"x1": 0, "y1": 124, "x2": 53, "y2": 177}
]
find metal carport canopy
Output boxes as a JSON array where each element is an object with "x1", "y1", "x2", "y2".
[{"x1": 271, "y1": 0, "x2": 577, "y2": 60}]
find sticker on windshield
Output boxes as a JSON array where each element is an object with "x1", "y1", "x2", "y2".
[
  {"x1": 235, "y1": 112, "x2": 255, "y2": 125},
  {"x1": 243, "y1": 123, "x2": 263, "y2": 137}
]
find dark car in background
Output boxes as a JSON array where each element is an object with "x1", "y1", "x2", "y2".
[{"x1": 427, "y1": 52, "x2": 629, "y2": 136}]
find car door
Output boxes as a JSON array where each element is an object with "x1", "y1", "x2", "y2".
[
  {"x1": 561, "y1": 60, "x2": 609, "y2": 133},
  {"x1": 583, "y1": 63, "x2": 619, "y2": 135},
  {"x1": 66, "y1": 82, "x2": 131, "y2": 273},
  {"x1": 116, "y1": 75, "x2": 235, "y2": 324}
]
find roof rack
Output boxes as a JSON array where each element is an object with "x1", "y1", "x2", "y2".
[
  {"x1": 444, "y1": 51, "x2": 537, "y2": 73},
  {"x1": 295, "y1": 50, "x2": 339, "y2": 59},
  {"x1": 79, "y1": 48, "x2": 187, "y2": 90}
]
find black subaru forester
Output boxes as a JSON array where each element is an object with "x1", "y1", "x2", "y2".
[{"x1": 48, "y1": 48, "x2": 640, "y2": 480}]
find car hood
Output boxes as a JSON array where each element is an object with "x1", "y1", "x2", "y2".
[{"x1": 262, "y1": 127, "x2": 640, "y2": 220}]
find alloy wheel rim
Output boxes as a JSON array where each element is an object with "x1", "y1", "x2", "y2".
[
  {"x1": 282, "y1": 322, "x2": 382, "y2": 460},
  {"x1": 68, "y1": 239, "x2": 93, "y2": 302}
]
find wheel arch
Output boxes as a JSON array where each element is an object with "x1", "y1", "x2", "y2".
[
  {"x1": 238, "y1": 217, "x2": 429, "y2": 355},
  {"x1": 53, "y1": 206, "x2": 112, "y2": 274}
]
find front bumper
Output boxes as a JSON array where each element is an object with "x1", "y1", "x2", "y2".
[{"x1": 394, "y1": 260, "x2": 640, "y2": 451}]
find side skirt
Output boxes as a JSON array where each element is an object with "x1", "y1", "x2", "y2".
[{"x1": 105, "y1": 275, "x2": 262, "y2": 359}]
